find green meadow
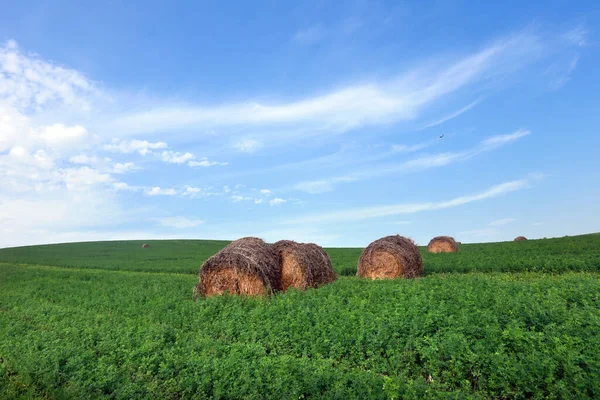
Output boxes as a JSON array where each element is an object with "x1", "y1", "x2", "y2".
[{"x1": 1, "y1": 234, "x2": 599, "y2": 399}]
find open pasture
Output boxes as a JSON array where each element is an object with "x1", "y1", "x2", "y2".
[{"x1": 1, "y1": 234, "x2": 600, "y2": 398}]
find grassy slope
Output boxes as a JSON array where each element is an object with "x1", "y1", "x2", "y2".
[
  {"x1": 0, "y1": 233, "x2": 598, "y2": 275},
  {"x1": 1, "y1": 234, "x2": 600, "y2": 399}
]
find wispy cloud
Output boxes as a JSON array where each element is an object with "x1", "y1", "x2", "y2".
[
  {"x1": 480, "y1": 129, "x2": 530, "y2": 148},
  {"x1": 234, "y1": 139, "x2": 263, "y2": 153},
  {"x1": 111, "y1": 30, "x2": 549, "y2": 137},
  {"x1": 547, "y1": 56, "x2": 579, "y2": 90},
  {"x1": 421, "y1": 99, "x2": 481, "y2": 129},
  {"x1": 294, "y1": 180, "x2": 334, "y2": 194},
  {"x1": 489, "y1": 217, "x2": 516, "y2": 226},
  {"x1": 293, "y1": 26, "x2": 326, "y2": 45},
  {"x1": 294, "y1": 129, "x2": 531, "y2": 193},
  {"x1": 391, "y1": 140, "x2": 436, "y2": 153},
  {"x1": 285, "y1": 179, "x2": 530, "y2": 225},
  {"x1": 562, "y1": 25, "x2": 588, "y2": 47}
]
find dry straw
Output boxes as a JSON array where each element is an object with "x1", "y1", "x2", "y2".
[
  {"x1": 427, "y1": 236, "x2": 459, "y2": 253},
  {"x1": 357, "y1": 235, "x2": 423, "y2": 280},
  {"x1": 273, "y1": 240, "x2": 337, "y2": 291},
  {"x1": 514, "y1": 236, "x2": 528, "y2": 241},
  {"x1": 142, "y1": 243, "x2": 150, "y2": 248},
  {"x1": 194, "y1": 237, "x2": 281, "y2": 297}
]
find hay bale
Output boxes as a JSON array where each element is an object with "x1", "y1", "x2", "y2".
[
  {"x1": 427, "y1": 236, "x2": 459, "y2": 253},
  {"x1": 273, "y1": 240, "x2": 337, "y2": 291},
  {"x1": 194, "y1": 237, "x2": 280, "y2": 297},
  {"x1": 142, "y1": 243, "x2": 150, "y2": 248},
  {"x1": 514, "y1": 236, "x2": 528, "y2": 241},
  {"x1": 357, "y1": 235, "x2": 423, "y2": 280}
]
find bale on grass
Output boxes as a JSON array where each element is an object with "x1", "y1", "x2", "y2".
[
  {"x1": 514, "y1": 236, "x2": 528, "y2": 241},
  {"x1": 427, "y1": 236, "x2": 459, "y2": 253},
  {"x1": 273, "y1": 240, "x2": 337, "y2": 291},
  {"x1": 142, "y1": 243, "x2": 150, "y2": 248},
  {"x1": 357, "y1": 235, "x2": 423, "y2": 280},
  {"x1": 194, "y1": 237, "x2": 280, "y2": 297}
]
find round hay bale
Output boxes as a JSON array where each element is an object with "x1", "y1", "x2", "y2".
[
  {"x1": 273, "y1": 240, "x2": 337, "y2": 291},
  {"x1": 427, "y1": 236, "x2": 459, "y2": 253},
  {"x1": 142, "y1": 243, "x2": 150, "y2": 248},
  {"x1": 195, "y1": 237, "x2": 280, "y2": 297},
  {"x1": 357, "y1": 235, "x2": 423, "y2": 280},
  {"x1": 514, "y1": 236, "x2": 527, "y2": 241}
]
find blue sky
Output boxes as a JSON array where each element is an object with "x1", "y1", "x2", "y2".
[{"x1": 1, "y1": 0, "x2": 599, "y2": 248}]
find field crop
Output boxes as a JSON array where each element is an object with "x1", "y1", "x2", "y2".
[
  {"x1": 1, "y1": 233, "x2": 600, "y2": 399},
  {"x1": 1, "y1": 233, "x2": 598, "y2": 276}
]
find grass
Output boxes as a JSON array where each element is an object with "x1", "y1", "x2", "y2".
[
  {"x1": 1, "y1": 233, "x2": 599, "y2": 399},
  {"x1": 1, "y1": 233, "x2": 598, "y2": 275}
]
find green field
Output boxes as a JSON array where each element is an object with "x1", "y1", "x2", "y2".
[{"x1": 1, "y1": 234, "x2": 600, "y2": 399}]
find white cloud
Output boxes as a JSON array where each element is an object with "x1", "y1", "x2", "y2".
[
  {"x1": 161, "y1": 150, "x2": 195, "y2": 164},
  {"x1": 181, "y1": 185, "x2": 214, "y2": 199},
  {"x1": 62, "y1": 166, "x2": 113, "y2": 190},
  {"x1": 489, "y1": 218, "x2": 516, "y2": 226},
  {"x1": 260, "y1": 189, "x2": 272, "y2": 195},
  {"x1": 69, "y1": 154, "x2": 98, "y2": 165},
  {"x1": 112, "y1": 162, "x2": 138, "y2": 174},
  {"x1": 254, "y1": 198, "x2": 264, "y2": 204},
  {"x1": 0, "y1": 39, "x2": 97, "y2": 110},
  {"x1": 285, "y1": 179, "x2": 530, "y2": 224},
  {"x1": 159, "y1": 216, "x2": 204, "y2": 229},
  {"x1": 0, "y1": 191, "x2": 124, "y2": 241},
  {"x1": 39, "y1": 123, "x2": 87, "y2": 150},
  {"x1": 269, "y1": 198, "x2": 287, "y2": 206},
  {"x1": 146, "y1": 186, "x2": 177, "y2": 196},
  {"x1": 113, "y1": 182, "x2": 131, "y2": 191},
  {"x1": 188, "y1": 158, "x2": 228, "y2": 167},
  {"x1": 0, "y1": 105, "x2": 91, "y2": 154},
  {"x1": 104, "y1": 139, "x2": 168, "y2": 155},
  {"x1": 234, "y1": 139, "x2": 263, "y2": 153}
]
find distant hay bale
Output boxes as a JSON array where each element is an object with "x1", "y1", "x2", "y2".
[
  {"x1": 142, "y1": 243, "x2": 150, "y2": 248},
  {"x1": 194, "y1": 237, "x2": 280, "y2": 297},
  {"x1": 427, "y1": 236, "x2": 459, "y2": 253},
  {"x1": 514, "y1": 236, "x2": 528, "y2": 241},
  {"x1": 357, "y1": 235, "x2": 423, "y2": 280},
  {"x1": 273, "y1": 240, "x2": 337, "y2": 291}
]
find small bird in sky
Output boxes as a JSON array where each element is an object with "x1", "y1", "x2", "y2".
[{"x1": 439, "y1": 134, "x2": 444, "y2": 139}]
